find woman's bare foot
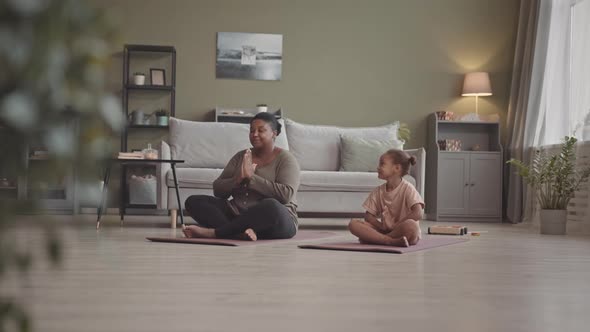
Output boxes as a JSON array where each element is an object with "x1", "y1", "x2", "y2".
[
  {"x1": 235, "y1": 228, "x2": 258, "y2": 241},
  {"x1": 243, "y1": 228, "x2": 257, "y2": 241},
  {"x1": 182, "y1": 225, "x2": 216, "y2": 239},
  {"x1": 182, "y1": 226, "x2": 192, "y2": 238}
]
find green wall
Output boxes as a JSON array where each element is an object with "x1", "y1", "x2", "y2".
[{"x1": 95, "y1": 0, "x2": 520, "y2": 149}]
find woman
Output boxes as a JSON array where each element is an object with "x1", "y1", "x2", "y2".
[{"x1": 183, "y1": 113, "x2": 300, "y2": 241}]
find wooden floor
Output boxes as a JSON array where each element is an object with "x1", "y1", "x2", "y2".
[{"x1": 3, "y1": 216, "x2": 590, "y2": 332}]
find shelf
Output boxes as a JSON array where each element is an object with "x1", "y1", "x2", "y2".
[
  {"x1": 217, "y1": 113, "x2": 282, "y2": 119},
  {"x1": 439, "y1": 150, "x2": 501, "y2": 154},
  {"x1": 126, "y1": 203, "x2": 157, "y2": 209},
  {"x1": 122, "y1": 44, "x2": 176, "y2": 217},
  {"x1": 125, "y1": 44, "x2": 176, "y2": 53},
  {"x1": 125, "y1": 84, "x2": 174, "y2": 91},
  {"x1": 0, "y1": 186, "x2": 17, "y2": 190},
  {"x1": 28, "y1": 189, "x2": 67, "y2": 200},
  {"x1": 127, "y1": 125, "x2": 169, "y2": 129},
  {"x1": 438, "y1": 120, "x2": 499, "y2": 125}
]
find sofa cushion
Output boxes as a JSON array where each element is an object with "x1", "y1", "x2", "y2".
[
  {"x1": 285, "y1": 119, "x2": 399, "y2": 171},
  {"x1": 167, "y1": 168, "x2": 416, "y2": 194},
  {"x1": 340, "y1": 135, "x2": 404, "y2": 172},
  {"x1": 299, "y1": 170, "x2": 416, "y2": 192},
  {"x1": 166, "y1": 168, "x2": 223, "y2": 188},
  {"x1": 169, "y1": 117, "x2": 289, "y2": 168}
]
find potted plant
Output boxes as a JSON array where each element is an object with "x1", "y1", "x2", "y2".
[
  {"x1": 155, "y1": 109, "x2": 169, "y2": 126},
  {"x1": 507, "y1": 136, "x2": 590, "y2": 234},
  {"x1": 398, "y1": 122, "x2": 411, "y2": 149},
  {"x1": 133, "y1": 72, "x2": 145, "y2": 85}
]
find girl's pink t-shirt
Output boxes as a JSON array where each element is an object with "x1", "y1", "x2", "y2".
[{"x1": 362, "y1": 179, "x2": 425, "y2": 231}]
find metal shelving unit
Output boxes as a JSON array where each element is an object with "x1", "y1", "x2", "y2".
[{"x1": 120, "y1": 44, "x2": 176, "y2": 215}]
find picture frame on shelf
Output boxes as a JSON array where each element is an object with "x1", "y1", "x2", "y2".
[{"x1": 150, "y1": 68, "x2": 166, "y2": 86}]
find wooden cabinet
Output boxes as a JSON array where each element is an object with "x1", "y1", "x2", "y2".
[
  {"x1": 437, "y1": 152, "x2": 502, "y2": 218},
  {"x1": 426, "y1": 114, "x2": 503, "y2": 222},
  {"x1": 437, "y1": 153, "x2": 470, "y2": 216}
]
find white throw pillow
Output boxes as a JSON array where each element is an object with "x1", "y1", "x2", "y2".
[
  {"x1": 285, "y1": 119, "x2": 399, "y2": 171},
  {"x1": 340, "y1": 135, "x2": 404, "y2": 172},
  {"x1": 169, "y1": 117, "x2": 289, "y2": 168}
]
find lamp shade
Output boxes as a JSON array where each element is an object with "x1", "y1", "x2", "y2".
[{"x1": 461, "y1": 72, "x2": 492, "y2": 96}]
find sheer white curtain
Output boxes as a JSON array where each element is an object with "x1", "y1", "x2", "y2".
[
  {"x1": 538, "y1": 0, "x2": 590, "y2": 145},
  {"x1": 508, "y1": 0, "x2": 590, "y2": 223},
  {"x1": 571, "y1": 0, "x2": 590, "y2": 140},
  {"x1": 536, "y1": 0, "x2": 572, "y2": 145},
  {"x1": 522, "y1": 0, "x2": 590, "y2": 231}
]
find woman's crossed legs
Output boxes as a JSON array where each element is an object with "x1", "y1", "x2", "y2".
[{"x1": 183, "y1": 195, "x2": 296, "y2": 241}]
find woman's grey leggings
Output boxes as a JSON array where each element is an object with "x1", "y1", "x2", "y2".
[{"x1": 184, "y1": 195, "x2": 297, "y2": 239}]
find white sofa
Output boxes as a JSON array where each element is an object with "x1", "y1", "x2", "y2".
[{"x1": 158, "y1": 118, "x2": 425, "y2": 228}]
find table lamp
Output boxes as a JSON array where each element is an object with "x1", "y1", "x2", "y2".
[{"x1": 462, "y1": 72, "x2": 492, "y2": 115}]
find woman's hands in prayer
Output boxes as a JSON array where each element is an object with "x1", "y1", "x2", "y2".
[{"x1": 235, "y1": 149, "x2": 257, "y2": 185}]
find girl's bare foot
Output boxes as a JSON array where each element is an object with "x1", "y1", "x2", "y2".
[
  {"x1": 183, "y1": 225, "x2": 216, "y2": 239},
  {"x1": 402, "y1": 236, "x2": 409, "y2": 247},
  {"x1": 388, "y1": 236, "x2": 409, "y2": 247}
]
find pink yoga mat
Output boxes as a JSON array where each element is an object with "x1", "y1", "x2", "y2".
[
  {"x1": 298, "y1": 236, "x2": 469, "y2": 254},
  {"x1": 147, "y1": 230, "x2": 339, "y2": 246}
]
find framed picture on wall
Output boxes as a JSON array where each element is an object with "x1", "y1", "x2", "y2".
[
  {"x1": 150, "y1": 68, "x2": 166, "y2": 85},
  {"x1": 216, "y1": 32, "x2": 283, "y2": 81}
]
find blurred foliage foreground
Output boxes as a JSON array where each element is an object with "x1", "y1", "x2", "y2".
[{"x1": 0, "y1": 0, "x2": 122, "y2": 330}]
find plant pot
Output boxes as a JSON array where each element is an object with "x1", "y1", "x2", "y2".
[
  {"x1": 256, "y1": 106, "x2": 268, "y2": 113},
  {"x1": 133, "y1": 74, "x2": 145, "y2": 85},
  {"x1": 156, "y1": 116, "x2": 169, "y2": 126},
  {"x1": 539, "y1": 209, "x2": 567, "y2": 235}
]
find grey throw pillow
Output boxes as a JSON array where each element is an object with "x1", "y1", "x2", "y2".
[{"x1": 340, "y1": 135, "x2": 404, "y2": 172}]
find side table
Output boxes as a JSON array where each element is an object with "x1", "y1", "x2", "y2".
[{"x1": 96, "y1": 158, "x2": 185, "y2": 229}]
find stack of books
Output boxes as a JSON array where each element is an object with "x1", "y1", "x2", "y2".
[{"x1": 118, "y1": 152, "x2": 144, "y2": 159}]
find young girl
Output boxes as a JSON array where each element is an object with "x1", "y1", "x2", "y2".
[{"x1": 348, "y1": 149, "x2": 424, "y2": 247}]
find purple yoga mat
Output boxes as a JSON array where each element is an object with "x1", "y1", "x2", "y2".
[
  {"x1": 147, "y1": 230, "x2": 339, "y2": 247},
  {"x1": 298, "y1": 236, "x2": 469, "y2": 254}
]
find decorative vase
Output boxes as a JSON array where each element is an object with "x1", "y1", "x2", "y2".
[
  {"x1": 156, "y1": 116, "x2": 169, "y2": 126},
  {"x1": 539, "y1": 209, "x2": 567, "y2": 235},
  {"x1": 142, "y1": 143, "x2": 158, "y2": 160},
  {"x1": 133, "y1": 74, "x2": 145, "y2": 85}
]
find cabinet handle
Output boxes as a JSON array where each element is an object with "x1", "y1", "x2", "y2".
[
  {"x1": 465, "y1": 183, "x2": 469, "y2": 187},
  {"x1": 470, "y1": 183, "x2": 475, "y2": 186}
]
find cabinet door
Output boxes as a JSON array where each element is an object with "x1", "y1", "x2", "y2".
[
  {"x1": 468, "y1": 153, "x2": 502, "y2": 216},
  {"x1": 438, "y1": 153, "x2": 469, "y2": 215}
]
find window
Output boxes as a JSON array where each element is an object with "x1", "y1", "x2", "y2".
[
  {"x1": 570, "y1": 0, "x2": 590, "y2": 140},
  {"x1": 539, "y1": 0, "x2": 590, "y2": 145}
]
